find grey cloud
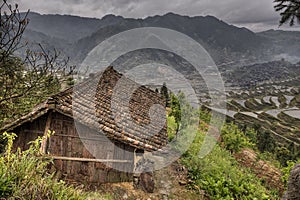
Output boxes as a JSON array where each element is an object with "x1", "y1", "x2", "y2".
[{"x1": 9, "y1": 0, "x2": 300, "y2": 31}]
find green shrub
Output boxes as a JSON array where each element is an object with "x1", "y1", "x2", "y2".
[
  {"x1": 167, "y1": 115, "x2": 177, "y2": 141},
  {"x1": 281, "y1": 160, "x2": 300, "y2": 188},
  {"x1": 256, "y1": 130, "x2": 276, "y2": 153},
  {"x1": 221, "y1": 123, "x2": 255, "y2": 153},
  {"x1": 199, "y1": 108, "x2": 211, "y2": 124},
  {"x1": 181, "y1": 129, "x2": 278, "y2": 200}
]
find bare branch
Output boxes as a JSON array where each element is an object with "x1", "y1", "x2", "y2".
[{"x1": 0, "y1": 1, "x2": 76, "y2": 124}]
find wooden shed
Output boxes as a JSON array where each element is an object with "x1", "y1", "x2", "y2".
[{"x1": 1, "y1": 66, "x2": 168, "y2": 184}]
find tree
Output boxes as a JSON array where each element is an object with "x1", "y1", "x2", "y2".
[
  {"x1": 256, "y1": 130, "x2": 276, "y2": 153},
  {"x1": 274, "y1": 0, "x2": 300, "y2": 26},
  {"x1": 0, "y1": 1, "x2": 75, "y2": 125},
  {"x1": 160, "y1": 82, "x2": 169, "y2": 107},
  {"x1": 275, "y1": 146, "x2": 292, "y2": 166},
  {"x1": 285, "y1": 141, "x2": 300, "y2": 161},
  {"x1": 0, "y1": 0, "x2": 29, "y2": 62},
  {"x1": 221, "y1": 123, "x2": 254, "y2": 153},
  {"x1": 169, "y1": 91, "x2": 196, "y2": 137},
  {"x1": 177, "y1": 91, "x2": 194, "y2": 129},
  {"x1": 169, "y1": 92, "x2": 181, "y2": 129}
]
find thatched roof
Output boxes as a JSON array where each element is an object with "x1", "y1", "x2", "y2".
[{"x1": 1, "y1": 66, "x2": 168, "y2": 151}]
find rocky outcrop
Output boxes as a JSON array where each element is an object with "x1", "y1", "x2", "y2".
[
  {"x1": 283, "y1": 164, "x2": 300, "y2": 200},
  {"x1": 139, "y1": 172, "x2": 155, "y2": 193},
  {"x1": 133, "y1": 158, "x2": 155, "y2": 193}
]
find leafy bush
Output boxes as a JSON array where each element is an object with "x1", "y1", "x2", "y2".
[
  {"x1": 0, "y1": 132, "x2": 110, "y2": 200},
  {"x1": 167, "y1": 115, "x2": 177, "y2": 141},
  {"x1": 281, "y1": 160, "x2": 300, "y2": 188},
  {"x1": 256, "y1": 130, "x2": 276, "y2": 153},
  {"x1": 199, "y1": 109, "x2": 211, "y2": 124},
  {"x1": 221, "y1": 123, "x2": 255, "y2": 153},
  {"x1": 181, "y1": 129, "x2": 277, "y2": 200},
  {"x1": 275, "y1": 146, "x2": 292, "y2": 167}
]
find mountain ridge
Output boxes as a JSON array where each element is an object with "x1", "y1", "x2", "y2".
[{"x1": 18, "y1": 11, "x2": 300, "y2": 67}]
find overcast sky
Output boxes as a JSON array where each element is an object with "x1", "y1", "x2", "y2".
[{"x1": 9, "y1": 0, "x2": 300, "y2": 32}]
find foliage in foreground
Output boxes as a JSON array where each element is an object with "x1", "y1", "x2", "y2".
[
  {"x1": 0, "y1": 132, "x2": 110, "y2": 200},
  {"x1": 180, "y1": 130, "x2": 278, "y2": 200},
  {"x1": 166, "y1": 93, "x2": 292, "y2": 199},
  {"x1": 281, "y1": 159, "x2": 300, "y2": 189},
  {"x1": 221, "y1": 123, "x2": 256, "y2": 153}
]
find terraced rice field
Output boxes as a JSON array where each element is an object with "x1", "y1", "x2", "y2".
[
  {"x1": 266, "y1": 109, "x2": 283, "y2": 118},
  {"x1": 241, "y1": 112, "x2": 258, "y2": 118},
  {"x1": 255, "y1": 98, "x2": 262, "y2": 104},
  {"x1": 284, "y1": 95, "x2": 294, "y2": 105},
  {"x1": 284, "y1": 110, "x2": 300, "y2": 119},
  {"x1": 271, "y1": 97, "x2": 280, "y2": 107},
  {"x1": 235, "y1": 100, "x2": 246, "y2": 107},
  {"x1": 209, "y1": 86, "x2": 300, "y2": 146},
  {"x1": 263, "y1": 96, "x2": 271, "y2": 104}
]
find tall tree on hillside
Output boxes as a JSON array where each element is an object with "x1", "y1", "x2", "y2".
[
  {"x1": 169, "y1": 93, "x2": 181, "y2": 128},
  {"x1": 160, "y1": 82, "x2": 169, "y2": 107},
  {"x1": 274, "y1": 0, "x2": 300, "y2": 26},
  {"x1": 0, "y1": 1, "x2": 75, "y2": 124}
]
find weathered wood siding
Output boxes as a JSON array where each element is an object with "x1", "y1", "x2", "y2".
[
  {"x1": 12, "y1": 114, "x2": 47, "y2": 151},
  {"x1": 12, "y1": 111, "x2": 134, "y2": 183},
  {"x1": 49, "y1": 112, "x2": 134, "y2": 183}
]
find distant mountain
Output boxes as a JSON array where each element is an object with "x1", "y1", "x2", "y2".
[
  {"x1": 71, "y1": 12, "x2": 268, "y2": 66},
  {"x1": 22, "y1": 28, "x2": 69, "y2": 51},
  {"x1": 143, "y1": 13, "x2": 261, "y2": 52},
  {"x1": 22, "y1": 12, "x2": 123, "y2": 42},
  {"x1": 257, "y1": 30, "x2": 300, "y2": 63},
  {"x1": 18, "y1": 12, "x2": 300, "y2": 70}
]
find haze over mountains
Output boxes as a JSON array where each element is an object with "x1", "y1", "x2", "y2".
[{"x1": 20, "y1": 11, "x2": 300, "y2": 83}]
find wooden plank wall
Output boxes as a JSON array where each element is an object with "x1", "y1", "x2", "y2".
[
  {"x1": 11, "y1": 112, "x2": 135, "y2": 183},
  {"x1": 12, "y1": 114, "x2": 48, "y2": 151},
  {"x1": 48, "y1": 112, "x2": 134, "y2": 183},
  {"x1": 113, "y1": 142, "x2": 135, "y2": 172}
]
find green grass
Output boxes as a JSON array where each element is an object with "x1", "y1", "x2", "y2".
[{"x1": 180, "y1": 126, "x2": 279, "y2": 200}]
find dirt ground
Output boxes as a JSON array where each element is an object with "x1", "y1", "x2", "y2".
[
  {"x1": 93, "y1": 161, "x2": 204, "y2": 200},
  {"x1": 234, "y1": 148, "x2": 284, "y2": 195}
]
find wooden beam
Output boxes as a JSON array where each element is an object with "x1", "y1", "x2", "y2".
[
  {"x1": 40, "y1": 111, "x2": 52, "y2": 154},
  {"x1": 49, "y1": 156, "x2": 132, "y2": 163},
  {"x1": 133, "y1": 148, "x2": 137, "y2": 168},
  {"x1": 24, "y1": 129, "x2": 44, "y2": 134},
  {"x1": 53, "y1": 134, "x2": 108, "y2": 142}
]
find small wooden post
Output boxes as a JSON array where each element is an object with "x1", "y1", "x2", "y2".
[
  {"x1": 133, "y1": 148, "x2": 139, "y2": 188},
  {"x1": 40, "y1": 111, "x2": 52, "y2": 154},
  {"x1": 133, "y1": 148, "x2": 137, "y2": 170}
]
